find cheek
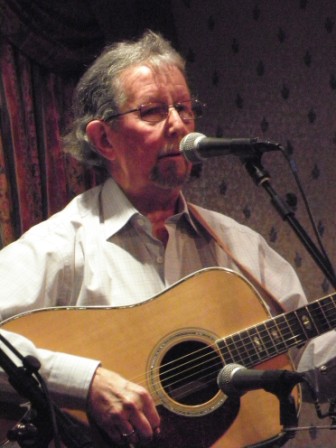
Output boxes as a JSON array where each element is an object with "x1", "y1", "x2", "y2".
[
  {"x1": 124, "y1": 129, "x2": 163, "y2": 162},
  {"x1": 122, "y1": 121, "x2": 161, "y2": 146},
  {"x1": 188, "y1": 121, "x2": 196, "y2": 133},
  {"x1": 116, "y1": 133, "x2": 159, "y2": 172}
]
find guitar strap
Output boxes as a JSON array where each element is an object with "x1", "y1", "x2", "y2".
[{"x1": 188, "y1": 203, "x2": 285, "y2": 314}]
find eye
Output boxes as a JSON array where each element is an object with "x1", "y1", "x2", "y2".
[
  {"x1": 140, "y1": 103, "x2": 168, "y2": 121},
  {"x1": 175, "y1": 102, "x2": 194, "y2": 119}
]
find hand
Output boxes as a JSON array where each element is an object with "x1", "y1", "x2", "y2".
[{"x1": 87, "y1": 367, "x2": 160, "y2": 446}]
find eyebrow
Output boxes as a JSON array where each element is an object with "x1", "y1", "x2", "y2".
[{"x1": 136, "y1": 97, "x2": 193, "y2": 105}]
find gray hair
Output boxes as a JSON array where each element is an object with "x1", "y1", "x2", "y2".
[{"x1": 63, "y1": 30, "x2": 186, "y2": 168}]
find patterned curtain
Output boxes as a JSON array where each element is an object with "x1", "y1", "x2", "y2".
[
  {"x1": 0, "y1": 0, "x2": 177, "y2": 247},
  {"x1": 0, "y1": 40, "x2": 96, "y2": 246}
]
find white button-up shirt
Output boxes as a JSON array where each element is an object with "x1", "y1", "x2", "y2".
[{"x1": 0, "y1": 178, "x2": 335, "y2": 407}]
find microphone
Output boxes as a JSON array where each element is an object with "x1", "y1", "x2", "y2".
[
  {"x1": 180, "y1": 132, "x2": 284, "y2": 163},
  {"x1": 217, "y1": 363, "x2": 304, "y2": 397}
]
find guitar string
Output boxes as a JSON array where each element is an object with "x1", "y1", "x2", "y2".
[
  {"x1": 145, "y1": 321, "x2": 336, "y2": 398},
  {"x1": 149, "y1": 298, "x2": 336, "y2": 386},
  {"x1": 146, "y1": 323, "x2": 298, "y2": 393},
  {"x1": 129, "y1": 300, "x2": 336, "y2": 392},
  {"x1": 124, "y1": 300, "x2": 336, "y2": 399},
  {"x1": 187, "y1": 304, "x2": 335, "y2": 391}
]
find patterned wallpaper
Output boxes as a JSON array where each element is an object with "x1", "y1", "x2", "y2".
[
  {"x1": 172, "y1": 0, "x2": 336, "y2": 302},
  {"x1": 171, "y1": 1, "x2": 336, "y2": 445}
]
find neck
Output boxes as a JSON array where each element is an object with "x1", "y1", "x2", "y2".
[
  {"x1": 132, "y1": 189, "x2": 181, "y2": 246},
  {"x1": 128, "y1": 185, "x2": 181, "y2": 216},
  {"x1": 146, "y1": 209, "x2": 174, "y2": 246},
  {"x1": 114, "y1": 180, "x2": 183, "y2": 245}
]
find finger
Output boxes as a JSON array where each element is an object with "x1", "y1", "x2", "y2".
[
  {"x1": 128, "y1": 411, "x2": 153, "y2": 443},
  {"x1": 118, "y1": 421, "x2": 138, "y2": 445},
  {"x1": 128, "y1": 406, "x2": 160, "y2": 444},
  {"x1": 119, "y1": 428, "x2": 137, "y2": 446},
  {"x1": 140, "y1": 389, "x2": 161, "y2": 431},
  {"x1": 122, "y1": 385, "x2": 160, "y2": 440}
]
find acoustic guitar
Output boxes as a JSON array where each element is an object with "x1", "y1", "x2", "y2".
[{"x1": 0, "y1": 267, "x2": 335, "y2": 447}]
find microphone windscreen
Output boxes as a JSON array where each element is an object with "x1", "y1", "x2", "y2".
[
  {"x1": 179, "y1": 132, "x2": 206, "y2": 163},
  {"x1": 179, "y1": 132, "x2": 205, "y2": 151},
  {"x1": 217, "y1": 363, "x2": 244, "y2": 390}
]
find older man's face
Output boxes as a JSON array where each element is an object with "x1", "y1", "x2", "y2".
[{"x1": 102, "y1": 64, "x2": 195, "y2": 204}]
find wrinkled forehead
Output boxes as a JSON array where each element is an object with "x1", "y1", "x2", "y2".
[
  {"x1": 119, "y1": 63, "x2": 187, "y2": 87},
  {"x1": 117, "y1": 63, "x2": 189, "y2": 103}
]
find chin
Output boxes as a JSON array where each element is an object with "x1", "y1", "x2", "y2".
[
  {"x1": 150, "y1": 168, "x2": 189, "y2": 190},
  {"x1": 151, "y1": 160, "x2": 191, "y2": 188}
]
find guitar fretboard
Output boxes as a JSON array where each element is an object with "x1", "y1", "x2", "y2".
[{"x1": 217, "y1": 292, "x2": 336, "y2": 368}]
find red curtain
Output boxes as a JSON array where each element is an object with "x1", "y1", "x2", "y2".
[
  {"x1": 0, "y1": 0, "x2": 177, "y2": 246},
  {"x1": 0, "y1": 0, "x2": 106, "y2": 245},
  {"x1": 0, "y1": 40, "x2": 95, "y2": 245}
]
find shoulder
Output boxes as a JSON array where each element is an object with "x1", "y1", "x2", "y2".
[
  {"x1": 189, "y1": 203, "x2": 264, "y2": 242},
  {"x1": 17, "y1": 184, "x2": 104, "y2": 248},
  {"x1": 189, "y1": 203, "x2": 306, "y2": 310}
]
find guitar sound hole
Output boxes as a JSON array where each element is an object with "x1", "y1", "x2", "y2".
[{"x1": 159, "y1": 340, "x2": 222, "y2": 406}]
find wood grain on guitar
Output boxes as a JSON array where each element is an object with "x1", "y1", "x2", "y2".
[{"x1": 4, "y1": 267, "x2": 328, "y2": 447}]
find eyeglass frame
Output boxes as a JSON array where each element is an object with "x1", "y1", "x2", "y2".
[{"x1": 104, "y1": 98, "x2": 206, "y2": 123}]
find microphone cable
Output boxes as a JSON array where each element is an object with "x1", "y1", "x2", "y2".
[{"x1": 280, "y1": 147, "x2": 336, "y2": 286}]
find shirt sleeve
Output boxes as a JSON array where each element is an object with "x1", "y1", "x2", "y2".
[
  {"x1": 294, "y1": 331, "x2": 336, "y2": 402},
  {"x1": 0, "y1": 222, "x2": 99, "y2": 409},
  {"x1": 0, "y1": 330, "x2": 100, "y2": 409},
  {"x1": 0, "y1": 228, "x2": 69, "y2": 319}
]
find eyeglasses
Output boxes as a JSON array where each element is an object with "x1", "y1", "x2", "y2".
[{"x1": 105, "y1": 99, "x2": 206, "y2": 123}]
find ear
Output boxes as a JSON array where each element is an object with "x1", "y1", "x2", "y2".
[{"x1": 86, "y1": 120, "x2": 116, "y2": 161}]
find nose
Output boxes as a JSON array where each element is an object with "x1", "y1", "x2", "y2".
[{"x1": 166, "y1": 107, "x2": 194, "y2": 136}]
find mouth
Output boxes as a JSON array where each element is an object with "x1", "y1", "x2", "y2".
[{"x1": 158, "y1": 150, "x2": 181, "y2": 160}]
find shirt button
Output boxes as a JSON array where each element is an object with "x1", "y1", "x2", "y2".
[
  {"x1": 156, "y1": 256, "x2": 164, "y2": 264},
  {"x1": 320, "y1": 365, "x2": 328, "y2": 374},
  {"x1": 137, "y1": 218, "x2": 145, "y2": 226}
]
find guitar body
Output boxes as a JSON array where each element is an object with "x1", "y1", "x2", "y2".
[{"x1": 1, "y1": 268, "x2": 299, "y2": 448}]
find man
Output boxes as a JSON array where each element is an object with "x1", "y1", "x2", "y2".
[{"x1": 0, "y1": 30, "x2": 335, "y2": 447}]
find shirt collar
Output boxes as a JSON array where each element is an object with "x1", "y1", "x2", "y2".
[
  {"x1": 100, "y1": 178, "x2": 202, "y2": 239},
  {"x1": 169, "y1": 194, "x2": 201, "y2": 234},
  {"x1": 100, "y1": 178, "x2": 139, "y2": 239}
]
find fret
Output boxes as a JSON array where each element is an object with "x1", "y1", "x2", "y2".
[
  {"x1": 273, "y1": 314, "x2": 303, "y2": 349},
  {"x1": 310, "y1": 302, "x2": 332, "y2": 332},
  {"x1": 312, "y1": 301, "x2": 333, "y2": 334},
  {"x1": 216, "y1": 293, "x2": 336, "y2": 370},
  {"x1": 254, "y1": 322, "x2": 274, "y2": 357},
  {"x1": 234, "y1": 332, "x2": 252, "y2": 364},
  {"x1": 318, "y1": 299, "x2": 333, "y2": 327},
  {"x1": 296, "y1": 304, "x2": 320, "y2": 337},
  {"x1": 217, "y1": 328, "x2": 261, "y2": 367},
  {"x1": 223, "y1": 335, "x2": 245, "y2": 365},
  {"x1": 216, "y1": 338, "x2": 235, "y2": 365},
  {"x1": 320, "y1": 295, "x2": 336, "y2": 330},
  {"x1": 245, "y1": 326, "x2": 268, "y2": 365},
  {"x1": 238, "y1": 329, "x2": 257, "y2": 366},
  {"x1": 295, "y1": 302, "x2": 330, "y2": 339},
  {"x1": 286, "y1": 310, "x2": 308, "y2": 344},
  {"x1": 264, "y1": 319, "x2": 287, "y2": 355}
]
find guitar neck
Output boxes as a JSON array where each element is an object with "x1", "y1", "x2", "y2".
[{"x1": 217, "y1": 292, "x2": 336, "y2": 368}]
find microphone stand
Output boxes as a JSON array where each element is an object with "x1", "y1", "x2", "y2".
[
  {"x1": 241, "y1": 154, "x2": 336, "y2": 289},
  {"x1": 0, "y1": 332, "x2": 93, "y2": 447},
  {"x1": 262, "y1": 371, "x2": 304, "y2": 442}
]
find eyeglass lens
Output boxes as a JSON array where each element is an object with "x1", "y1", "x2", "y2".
[{"x1": 139, "y1": 100, "x2": 204, "y2": 122}]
